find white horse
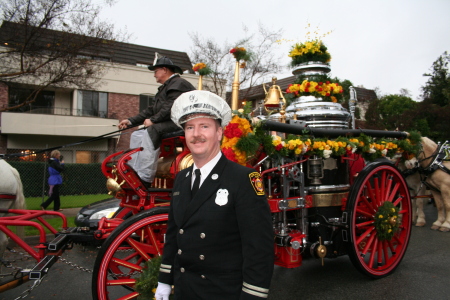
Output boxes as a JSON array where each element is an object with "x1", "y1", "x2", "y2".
[
  {"x1": 0, "y1": 159, "x2": 27, "y2": 257},
  {"x1": 415, "y1": 137, "x2": 450, "y2": 232}
]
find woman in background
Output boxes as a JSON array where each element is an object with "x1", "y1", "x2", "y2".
[{"x1": 41, "y1": 150, "x2": 64, "y2": 211}]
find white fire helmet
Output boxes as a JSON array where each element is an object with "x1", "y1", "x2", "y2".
[{"x1": 171, "y1": 90, "x2": 232, "y2": 129}]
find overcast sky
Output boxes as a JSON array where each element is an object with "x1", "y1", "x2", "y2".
[{"x1": 100, "y1": 0, "x2": 450, "y2": 100}]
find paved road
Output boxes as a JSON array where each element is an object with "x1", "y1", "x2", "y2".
[{"x1": 2, "y1": 203, "x2": 450, "y2": 300}]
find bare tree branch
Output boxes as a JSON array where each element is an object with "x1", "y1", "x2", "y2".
[
  {"x1": 189, "y1": 23, "x2": 284, "y2": 99},
  {"x1": 0, "y1": 0, "x2": 127, "y2": 112}
]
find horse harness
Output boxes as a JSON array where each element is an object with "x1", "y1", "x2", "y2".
[
  {"x1": 0, "y1": 194, "x2": 16, "y2": 200},
  {"x1": 405, "y1": 141, "x2": 450, "y2": 193}
]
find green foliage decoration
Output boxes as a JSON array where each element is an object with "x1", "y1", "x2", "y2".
[
  {"x1": 374, "y1": 201, "x2": 400, "y2": 241},
  {"x1": 135, "y1": 256, "x2": 173, "y2": 300}
]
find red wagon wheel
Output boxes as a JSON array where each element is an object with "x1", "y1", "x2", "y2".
[
  {"x1": 345, "y1": 160, "x2": 412, "y2": 278},
  {"x1": 92, "y1": 207, "x2": 169, "y2": 300}
]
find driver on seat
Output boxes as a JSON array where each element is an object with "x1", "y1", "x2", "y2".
[{"x1": 118, "y1": 55, "x2": 195, "y2": 185}]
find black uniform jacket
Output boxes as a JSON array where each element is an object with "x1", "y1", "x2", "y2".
[
  {"x1": 159, "y1": 154, "x2": 274, "y2": 299},
  {"x1": 128, "y1": 75, "x2": 195, "y2": 148}
]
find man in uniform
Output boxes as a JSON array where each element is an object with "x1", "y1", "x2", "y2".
[
  {"x1": 118, "y1": 56, "x2": 195, "y2": 184},
  {"x1": 155, "y1": 90, "x2": 274, "y2": 299}
]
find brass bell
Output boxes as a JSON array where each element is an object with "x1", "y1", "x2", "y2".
[{"x1": 263, "y1": 77, "x2": 287, "y2": 111}]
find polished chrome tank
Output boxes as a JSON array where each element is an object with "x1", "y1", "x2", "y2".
[{"x1": 270, "y1": 62, "x2": 351, "y2": 129}]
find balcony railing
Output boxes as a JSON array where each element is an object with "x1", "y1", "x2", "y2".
[{"x1": 8, "y1": 106, "x2": 108, "y2": 118}]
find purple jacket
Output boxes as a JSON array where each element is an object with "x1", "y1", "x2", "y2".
[{"x1": 48, "y1": 158, "x2": 64, "y2": 185}]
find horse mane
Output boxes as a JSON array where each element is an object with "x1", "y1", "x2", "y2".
[{"x1": 419, "y1": 136, "x2": 438, "y2": 168}]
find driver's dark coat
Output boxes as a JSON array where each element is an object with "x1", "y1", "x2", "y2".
[
  {"x1": 128, "y1": 75, "x2": 194, "y2": 148},
  {"x1": 159, "y1": 154, "x2": 274, "y2": 299}
]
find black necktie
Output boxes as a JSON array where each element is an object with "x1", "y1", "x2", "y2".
[{"x1": 192, "y1": 169, "x2": 201, "y2": 197}]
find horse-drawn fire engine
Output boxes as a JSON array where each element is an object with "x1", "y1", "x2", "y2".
[{"x1": 0, "y1": 62, "x2": 414, "y2": 299}]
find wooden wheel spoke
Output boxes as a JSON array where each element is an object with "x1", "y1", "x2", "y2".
[
  {"x1": 383, "y1": 174, "x2": 394, "y2": 201},
  {"x1": 360, "y1": 195, "x2": 376, "y2": 213},
  {"x1": 382, "y1": 240, "x2": 389, "y2": 263},
  {"x1": 360, "y1": 232, "x2": 376, "y2": 255},
  {"x1": 111, "y1": 257, "x2": 142, "y2": 272},
  {"x1": 356, "y1": 207, "x2": 373, "y2": 218},
  {"x1": 356, "y1": 220, "x2": 374, "y2": 228},
  {"x1": 398, "y1": 208, "x2": 408, "y2": 215},
  {"x1": 373, "y1": 177, "x2": 381, "y2": 206},
  {"x1": 366, "y1": 238, "x2": 378, "y2": 269},
  {"x1": 126, "y1": 237, "x2": 151, "y2": 261},
  {"x1": 366, "y1": 181, "x2": 377, "y2": 208},
  {"x1": 393, "y1": 194, "x2": 404, "y2": 207},
  {"x1": 117, "y1": 292, "x2": 139, "y2": 300},
  {"x1": 377, "y1": 239, "x2": 383, "y2": 267},
  {"x1": 356, "y1": 226, "x2": 375, "y2": 246},
  {"x1": 146, "y1": 224, "x2": 162, "y2": 257},
  {"x1": 380, "y1": 171, "x2": 387, "y2": 203},
  {"x1": 387, "y1": 182, "x2": 400, "y2": 203},
  {"x1": 107, "y1": 278, "x2": 136, "y2": 286}
]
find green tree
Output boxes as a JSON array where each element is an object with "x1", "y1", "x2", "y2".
[
  {"x1": 364, "y1": 98, "x2": 383, "y2": 130},
  {"x1": 377, "y1": 94, "x2": 417, "y2": 130},
  {"x1": 364, "y1": 94, "x2": 417, "y2": 131},
  {"x1": 421, "y1": 51, "x2": 450, "y2": 107}
]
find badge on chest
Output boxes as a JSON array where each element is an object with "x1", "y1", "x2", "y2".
[{"x1": 215, "y1": 189, "x2": 229, "y2": 206}]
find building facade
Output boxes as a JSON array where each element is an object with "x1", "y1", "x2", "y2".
[{"x1": 0, "y1": 21, "x2": 207, "y2": 163}]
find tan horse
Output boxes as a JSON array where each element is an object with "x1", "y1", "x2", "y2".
[
  {"x1": 0, "y1": 159, "x2": 27, "y2": 257},
  {"x1": 416, "y1": 137, "x2": 450, "y2": 232},
  {"x1": 399, "y1": 158, "x2": 430, "y2": 227}
]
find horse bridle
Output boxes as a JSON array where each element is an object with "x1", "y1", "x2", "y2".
[{"x1": 412, "y1": 141, "x2": 450, "y2": 193}]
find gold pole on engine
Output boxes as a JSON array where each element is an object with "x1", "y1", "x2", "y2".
[
  {"x1": 197, "y1": 75, "x2": 203, "y2": 90},
  {"x1": 231, "y1": 60, "x2": 240, "y2": 110}
]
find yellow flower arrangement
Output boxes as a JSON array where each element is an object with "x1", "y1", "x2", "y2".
[
  {"x1": 271, "y1": 134, "x2": 415, "y2": 160},
  {"x1": 289, "y1": 39, "x2": 331, "y2": 66},
  {"x1": 289, "y1": 40, "x2": 326, "y2": 58},
  {"x1": 286, "y1": 80, "x2": 343, "y2": 98},
  {"x1": 221, "y1": 116, "x2": 421, "y2": 166}
]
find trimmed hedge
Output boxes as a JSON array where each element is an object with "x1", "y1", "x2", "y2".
[{"x1": 9, "y1": 161, "x2": 108, "y2": 197}]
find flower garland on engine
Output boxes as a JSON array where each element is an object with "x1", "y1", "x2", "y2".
[{"x1": 221, "y1": 115, "x2": 422, "y2": 166}]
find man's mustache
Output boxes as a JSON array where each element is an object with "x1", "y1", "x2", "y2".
[{"x1": 190, "y1": 137, "x2": 206, "y2": 144}]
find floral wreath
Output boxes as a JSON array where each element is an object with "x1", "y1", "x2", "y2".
[
  {"x1": 135, "y1": 256, "x2": 174, "y2": 299},
  {"x1": 192, "y1": 62, "x2": 212, "y2": 76},
  {"x1": 374, "y1": 201, "x2": 400, "y2": 241}
]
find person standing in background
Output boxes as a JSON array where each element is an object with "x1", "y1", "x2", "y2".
[{"x1": 41, "y1": 150, "x2": 64, "y2": 211}]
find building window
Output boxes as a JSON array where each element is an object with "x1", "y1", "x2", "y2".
[
  {"x1": 8, "y1": 87, "x2": 55, "y2": 113},
  {"x1": 139, "y1": 94, "x2": 154, "y2": 111},
  {"x1": 76, "y1": 151, "x2": 102, "y2": 163},
  {"x1": 77, "y1": 90, "x2": 108, "y2": 118},
  {"x1": 136, "y1": 63, "x2": 150, "y2": 68}
]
